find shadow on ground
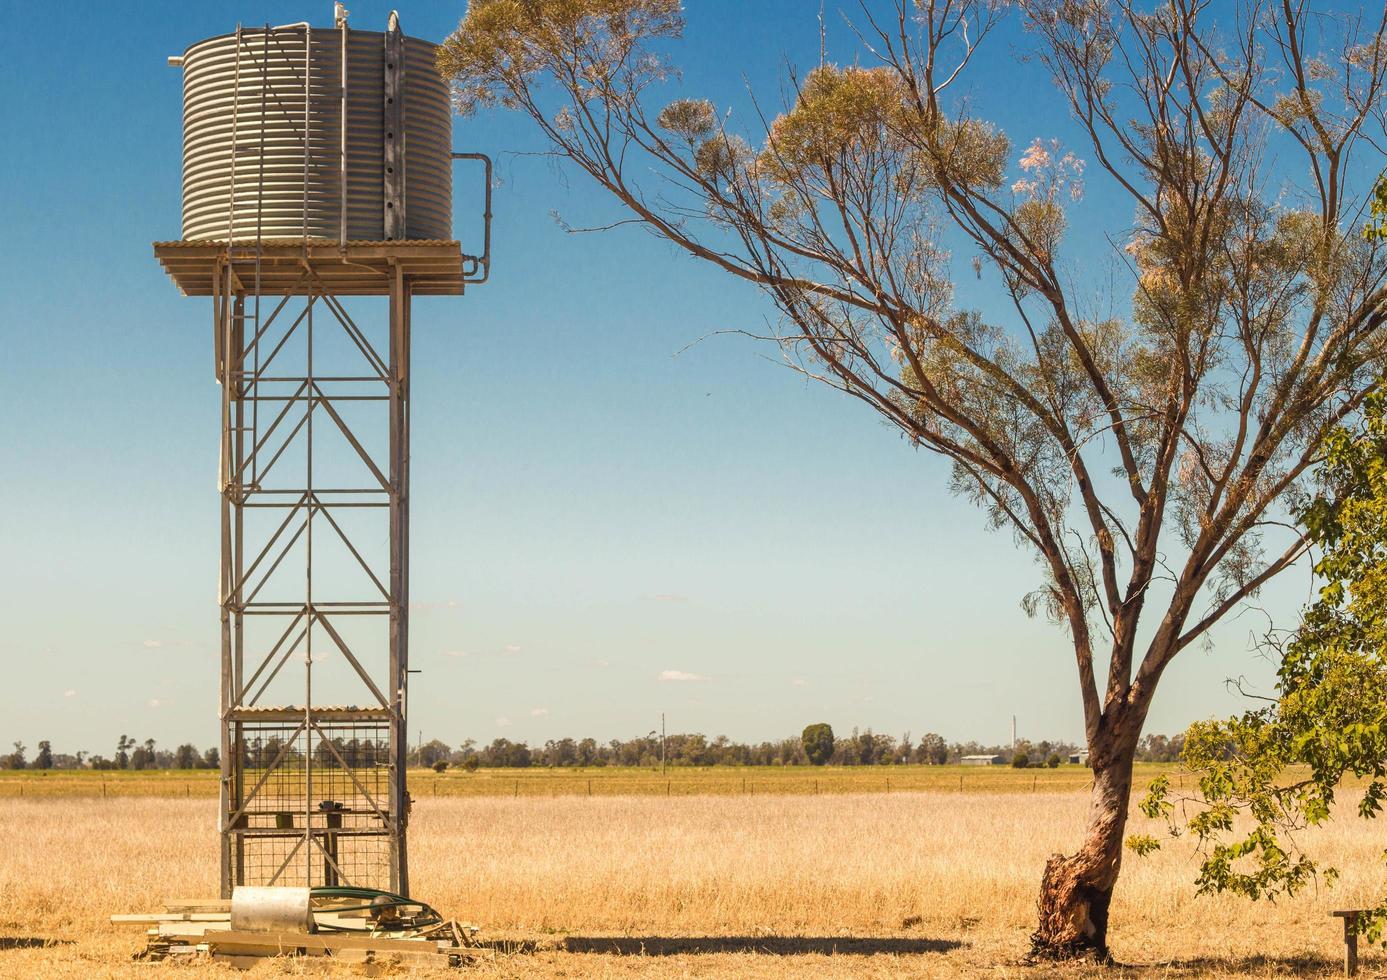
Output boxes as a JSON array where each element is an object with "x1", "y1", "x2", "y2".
[
  {"x1": 1111, "y1": 953, "x2": 1354, "y2": 976},
  {"x1": 471, "y1": 936, "x2": 963, "y2": 956},
  {"x1": 0, "y1": 938, "x2": 71, "y2": 950}
]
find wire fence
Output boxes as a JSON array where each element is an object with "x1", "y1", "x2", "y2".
[{"x1": 0, "y1": 764, "x2": 1214, "y2": 800}]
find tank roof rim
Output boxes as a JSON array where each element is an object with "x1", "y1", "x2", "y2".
[{"x1": 180, "y1": 25, "x2": 438, "y2": 60}]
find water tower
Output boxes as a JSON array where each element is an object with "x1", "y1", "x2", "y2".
[{"x1": 154, "y1": 7, "x2": 488, "y2": 898}]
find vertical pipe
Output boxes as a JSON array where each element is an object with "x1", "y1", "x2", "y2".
[
  {"x1": 305, "y1": 290, "x2": 315, "y2": 886},
  {"x1": 232, "y1": 286, "x2": 245, "y2": 755},
  {"x1": 302, "y1": 22, "x2": 316, "y2": 889},
  {"x1": 232, "y1": 289, "x2": 247, "y2": 889},
  {"x1": 399, "y1": 277, "x2": 412, "y2": 896},
  {"x1": 339, "y1": 19, "x2": 348, "y2": 250},
  {"x1": 387, "y1": 263, "x2": 410, "y2": 895},
  {"x1": 218, "y1": 277, "x2": 241, "y2": 898}
]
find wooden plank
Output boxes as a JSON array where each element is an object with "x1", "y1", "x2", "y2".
[
  {"x1": 201, "y1": 929, "x2": 451, "y2": 956},
  {"x1": 227, "y1": 706, "x2": 392, "y2": 723},
  {"x1": 112, "y1": 912, "x2": 230, "y2": 924},
  {"x1": 163, "y1": 899, "x2": 231, "y2": 910},
  {"x1": 159, "y1": 922, "x2": 230, "y2": 938}
]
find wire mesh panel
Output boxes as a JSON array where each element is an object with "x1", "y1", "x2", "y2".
[{"x1": 228, "y1": 717, "x2": 393, "y2": 889}]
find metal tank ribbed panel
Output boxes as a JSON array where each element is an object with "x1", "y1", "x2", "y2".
[{"x1": 179, "y1": 25, "x2": 451, "y2": 242}]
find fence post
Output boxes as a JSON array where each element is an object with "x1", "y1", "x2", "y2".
[{"x1": 514, "y1": 780, "x2": 519, "y2": 798}]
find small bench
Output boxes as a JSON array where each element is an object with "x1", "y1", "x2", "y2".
[{"x1": 1334, "y1": 910, "x2": 1370, "y2": 977}]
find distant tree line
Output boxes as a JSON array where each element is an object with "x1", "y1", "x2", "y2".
[
  {"x1": 0, "y1": 736, "x2": 219, "y2": 771},
  {"x1": 409, "y1": 725, "x2": 1186, "y2": 771},
  {"x1": 0, "y1": 728, "x2": 1186, "y2": 771}
]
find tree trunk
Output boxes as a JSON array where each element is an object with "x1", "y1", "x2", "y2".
[{"x1": 1029, "y1": 736, "x2": 1136, "y2": 962}]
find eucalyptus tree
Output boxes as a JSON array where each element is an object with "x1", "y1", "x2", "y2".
[{"x1": 439, "y1": 0, "x2": 1387, "y2": 959}]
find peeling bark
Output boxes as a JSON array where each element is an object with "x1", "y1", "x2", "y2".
[{"x1": 1029, "y1": 741, "x2": 1135, "y2": 962}]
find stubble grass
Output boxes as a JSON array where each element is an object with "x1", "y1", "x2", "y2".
[{"x1": 0, "y1": 780, "x2": 1379, "y2": 977}]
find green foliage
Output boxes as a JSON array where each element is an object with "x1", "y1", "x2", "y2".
[
  {"x1": 1046, "y1": 754, "x2": 1061, "y2": 769},
  {"x1": 1363, "y1": 176, "x2": 1387, "y2": 241},
  {"x1": 1012, "y1": 752, "x2": 1030, "y2": 769},
  {"x1": 801, "y1": 723, "x2": 835, "y2": 766},
  {"x1": 1125, "y1": 834, "x2": 1162, "y2": 857},
  {"x1": 438, "y1": 0, "x2": 683, "y2": 115},
  {"x1": 1134, "y1": 389, "x2": 1387, "y2": 936},
  {"x1": 432, "y1": 760, "x2": 450, "y2": 773},
  {"x1": 462, "y1": 756, "x2": 481, "y2": 773}
]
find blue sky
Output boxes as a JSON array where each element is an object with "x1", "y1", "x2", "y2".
[{"x1": 0, "y1": 1, "x2": 1317, "y2": 758}]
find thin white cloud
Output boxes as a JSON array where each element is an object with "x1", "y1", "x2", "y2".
[
  {"x1": 63, "y1": 689, "x2": 76, "y2": 698},
  {"x1": 791, "y1": 678, "x2": 809, "y2": 687},
  {"x1": 503, "y1": 644, "x2": 522, "y2": 655},
  {"x1": 143, "y1": 639, "x2": 162, "y2": 649},
  {"x1": 495, "y1": 716, "x2": 512, "y2": 727},
  {"x1": 593, "y1": 658, "x2": 610, "y2": 668},
  {"x1": 148, "y1": 698, "x2": 162, "y2": 708},
  {"x1": 660, "y1": 669, "x2": 706, "y2": 682},
  {"x1": 530, "y1": 707, "x2": 549, "y2": 717}
]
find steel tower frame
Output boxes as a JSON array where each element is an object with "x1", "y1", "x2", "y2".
[
  {"x1": 213, "y1": 256, "x2": 413, "y2": 896},
  {"x1": 155, "y1": 16, "x2": 489, "y2": 899}
]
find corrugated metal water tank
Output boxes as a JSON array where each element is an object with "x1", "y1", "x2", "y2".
[{"x1": 179, "y1": 23, "x2": 451, "y2": 242}]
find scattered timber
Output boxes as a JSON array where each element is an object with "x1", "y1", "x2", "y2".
[{"x1": 113, "y1": 898, "x2": 481, "y2": 969}]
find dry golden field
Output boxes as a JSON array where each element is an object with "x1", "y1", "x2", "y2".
[
  {"x1": 0, "y1": 763, "x2": 1171, "y2": 798},
  {"x1": 0, "y1": 787, "x2": 1381, "y2": 978}
]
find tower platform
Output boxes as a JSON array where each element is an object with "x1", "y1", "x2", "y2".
[{"x1": 153, "y1": 239, "x2": 471, "y2": 297}]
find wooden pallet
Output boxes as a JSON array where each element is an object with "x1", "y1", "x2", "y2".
[{"x1": 114, "y1": 899, "x2": 480, "y2": 968}]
